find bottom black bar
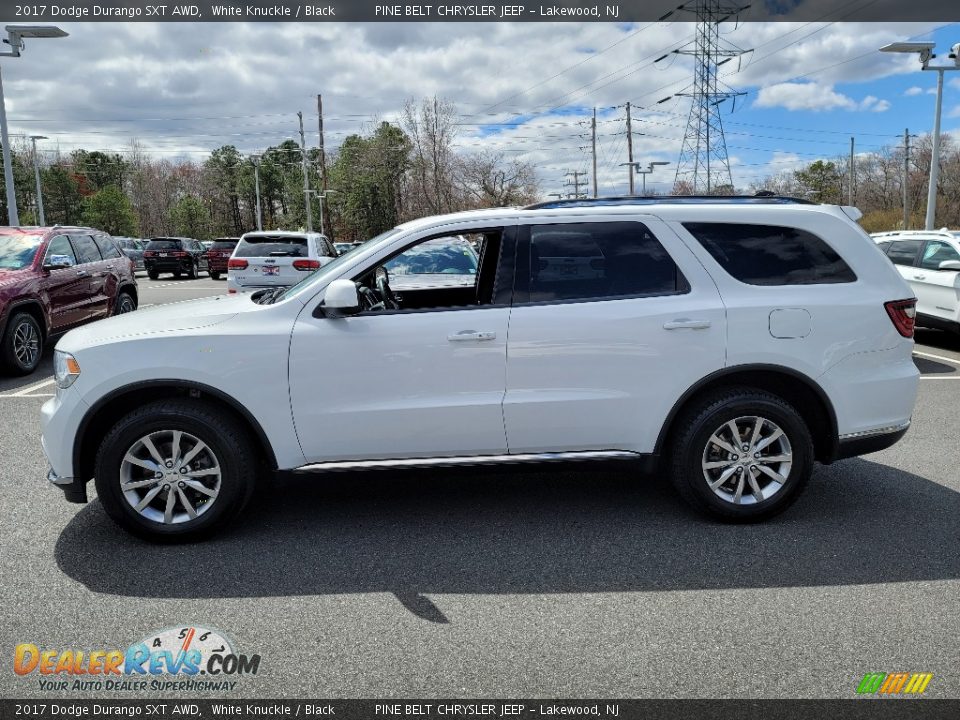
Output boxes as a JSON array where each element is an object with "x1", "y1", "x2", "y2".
[{"x1": 2, "y1": 700, "x2": 959, "y2": 720}]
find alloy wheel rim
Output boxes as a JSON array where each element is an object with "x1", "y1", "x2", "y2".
[
  {"x1": 117, "y1": 296, "x2": 135, "y2": 314},
  {"x1": 701, "y1": 415, "x2": 793, "y2": 505},
  {"x1": 13, "y1": 321, "x2": 39, "y2": 367},
  {"x1": 120, "y1": 429, "x2": 222, "y2": 524}
]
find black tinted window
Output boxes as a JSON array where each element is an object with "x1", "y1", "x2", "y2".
[
  {"x1": 71, "y1": 235, "x2": 103, "y2": 265},
  {"x1": 210, "y1": 241, "x2": 237, "y2": 250},
  {"x1": 527, "y1": 222, "x2": 686, "y2": 303},
  {"x1": 146, "y1": 239, "x2": 182, "y2": 251},
  {"x1": 886, "y1": 239, "x2": 923, "y2": 267},
  {"x1": 683, "y1": 223, "x2": 856, "y2": 285},
  {"x1": 93, "y1": 235, "x2": 123, "y2": 259},
  {"x1": 234, "y1": 235, "x2": 308, "y2": 258}
]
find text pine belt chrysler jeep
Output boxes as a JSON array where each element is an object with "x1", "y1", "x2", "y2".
[{"x1": 42, "y1": 197, "x2": 920, "y2": 541}]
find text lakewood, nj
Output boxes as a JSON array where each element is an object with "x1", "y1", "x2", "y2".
[{"x1": 375, "y1": 5, "x2": 621, "y2": 17}]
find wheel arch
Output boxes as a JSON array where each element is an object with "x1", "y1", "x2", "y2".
[
  {"x1": 117, "y1": 283, "x2": 138, "y2": 307},
  {"x1": 74, "y1": 380, "x2": 279, "y2": 485},
  {"x1": 655, "y1": 364, "x2": 839, "y2": 464},
  {"x1": 1, "y1": 298, "x2": 49, "y2": 340}
]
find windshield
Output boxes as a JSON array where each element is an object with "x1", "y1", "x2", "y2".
[
  {"x1": 235, "y1": 235, "x2": 308, "y2": 258},
  {"x1": 0, "y1": 234, "x2": 43, "y2": 270},
  {"x1": 269, "y1": 228, "x2": 403, "y2": 303}
]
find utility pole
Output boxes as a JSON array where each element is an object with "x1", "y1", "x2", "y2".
[
  {"x1": 564, "y1": 171, "x2": 587, "y2": 198},
  {"x1": 849, "y1": 136, "x2": 855, "y2": 206},
  {"x1": 903, "y1": 128, "x2": 911, "y2": 230},
  {"x1": 625, "y1": 102, "x2": 634, "y2": 195},
  {"x1": 591, "y1": 108, "x2": 598, "y2": 198},
  {"x1": 317, "y1": 94, "x2": 328, "y2": 237},
  {"x1": 252, "y1": 155, "x2": 263, "y2": 232},
  {"x1": 298, "y1": 111, "x2": 313, "y2": 232}
]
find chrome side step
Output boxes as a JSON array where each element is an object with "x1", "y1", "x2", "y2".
[{"x1": 294, "y1": 450, "x2": 639, "y2": 474}]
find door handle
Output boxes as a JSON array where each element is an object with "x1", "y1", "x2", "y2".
[
  {"x1": 448, "y1": 330, "x2": 496, "y2": 342},
  {"x1": 75, "y1": 270, "x2": 88, "y2": 276},
  {"x1": 913, "y1": 274, "x2": 926, "y2": 280},
  {"x1": 663, "y1": 319, "x2": 711, "y2": 330}
]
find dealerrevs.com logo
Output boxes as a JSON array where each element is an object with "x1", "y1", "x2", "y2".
[{"x1": 14, "y1": 626, "x2": 260, "y2": 693}]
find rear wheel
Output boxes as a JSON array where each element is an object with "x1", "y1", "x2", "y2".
[
  {"x1": 173, "y1": 270, "x2": 182, "y2": 279},
  {"x1": 114, "y1": 291, "x2": 137, "y2": 315},
  {"x1": 95, "y1": 399, "x2": 257, "y2": 542},
  {"x1": 186, "y1": 262, "x2": 197, "y2": 280},
  {"x1": 147, "y1": 269, "x2": 159, "y2": 280},
  {"x1": 1, "y1": 312, "x2": 43, "y2": 375},
  {"x1": 209, "y1": 271, "x2": 220, "y2": 281},
  {"x1": 669, "y1": 388, "x2": 813, "y2": 522}
]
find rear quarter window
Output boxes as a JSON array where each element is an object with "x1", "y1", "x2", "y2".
[{"x1": 683, "y1": 222, "x2": 857, "y2": 285}]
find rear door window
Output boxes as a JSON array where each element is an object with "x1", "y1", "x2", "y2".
[
  {"x1": 234, "y1": 235, "x2": 309, "y2": 258},
  {"x1": 520, "y1": 221, "x2": 688, "y2": 303},
  {"x1": 93, "y1": 235, "x2": 123, "y2": 259},
  {"x1": 683, "y1": 222, "x2": 856, "y2": 285},
  {"x1": 71, "y1": 234, "x2": 104, "y2": 265},
  {"x1": 884, "y1": 239, "x2": 923, "y2": 267}
]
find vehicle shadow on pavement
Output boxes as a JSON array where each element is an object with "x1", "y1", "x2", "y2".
[{"x1": 55, "y1": 458, "x2": 960, "y2": 622}]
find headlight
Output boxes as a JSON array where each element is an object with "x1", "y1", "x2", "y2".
[{"x1": 54, "y1": 350, "x2": 81, "y2": 389}]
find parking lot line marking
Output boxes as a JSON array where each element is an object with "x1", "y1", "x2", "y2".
[
  {"x1": 11, "y1": 378, "x2": 56, "y2": 396},
  {"x1": 919, "y1": 376, "x2": 960, "y2": 381},
  {"x1": 914, "y1": 350, "x2": 960, "y2": 366},
  {"x1": 0, "y1": 393, "x2": 54, "y2": 398}
]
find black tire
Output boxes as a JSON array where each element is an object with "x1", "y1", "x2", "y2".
[
  {"x1": 209, "y1": 271, "x2": 221, "y2": 281},
  {"x1": 669, "y1": 387, "x2": 813, "y2": 522},
  {"x1": 0, "y1": 312, "x2": 43, "y2": 375},
  {"x1": 186, "y1": 261, "x2": 197, "y2": 280},
  {"x1": 114, "y1": 291, "x2": 137, "y2": 315},
  {"x1": 147, "y1": 270, "x2": 159, "y2": 280},
  {"x1": 94, "y1": 399, "x2": 258, "y2": 542},
  {"x1": 173, "y1": 270, "x2": 182, "y2": 279}
]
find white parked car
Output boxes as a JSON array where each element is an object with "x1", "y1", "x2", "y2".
[
  {"x1": 226, "y1": 231, "x2": 336, "y2": 294},
  {"x1": 43, "y1": 196, "x2": 919, "y2": 541},
  {"x1": 872, "y1": 229, "x2": 960, "y2": 334}
]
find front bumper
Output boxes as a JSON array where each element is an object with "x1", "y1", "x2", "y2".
[{"x1": 47, "y1": 467, "x2": 87, "y2": 503}]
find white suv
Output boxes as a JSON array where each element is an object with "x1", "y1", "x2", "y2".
[
  {"x1": 872, "y1": 229, "x2": 960, "y2": 334},
  {"x1": 42, "y1": 197, "x2": 920, "y2": 541},
  {"x1": 226, "y1": 231, "x2": 336, "y2": 294}
]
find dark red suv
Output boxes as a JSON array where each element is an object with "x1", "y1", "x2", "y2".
[
  {"x1": 205, "y1": 238, "x2": 239, "y2": 280},
  {"x1": 0, "y1": 226, "x2": 139, "y2": 375}
]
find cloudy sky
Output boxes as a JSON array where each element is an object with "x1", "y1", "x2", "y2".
[{"x1": 3, "y1": 19, "x2": 959, "y2": 196}]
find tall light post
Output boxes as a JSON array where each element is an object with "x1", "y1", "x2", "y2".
[
  {"x1": 620, "y1": 161, "x2": 671, "y2": 195},
  {"x1": 0, "y1": 25, "x2": 68, "y2": 226},
  {"x1": 29, "y1": 134, "x2": 45, "y2": 225},
  {"x1": 251, "y1": 154, "x2": 263, "y2": 232},
  {"x1": 880, "y1": 40, "x2": 960, "y2": 230}
]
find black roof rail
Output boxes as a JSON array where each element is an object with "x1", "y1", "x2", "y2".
[{"x1": 523, "y1": 194, "x2": 816, "y2": 210}]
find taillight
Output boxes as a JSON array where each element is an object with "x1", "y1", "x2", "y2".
[
  {"x1": 228, "y1": 259, "x2": 248, "y2": 270},
  {"x1": 228, "y1": 289, "x2": 236, "y2": 294},
  {"x1": 144, "y1": 251, "x2": 155, "y2": 257},
  {"x1": 172, "y1": 251, "x2": 188, "y2": 257},
  {"x1": 293, "y1": 259, "x2": 321, "y2": 271},
  {"x1": 884, "y1": 299, "x2": 917, "y2": 338}
]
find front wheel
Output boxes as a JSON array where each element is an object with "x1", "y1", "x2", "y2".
[
  {"x1": 0, "y1": 312, "x2": 43, "y2": 375},
  {"x1": 669, "y1": 388, "x2": 813, "y2": 522},
  {"x1": 95, "y1": 400, "x2": 257, "y2": 542}
]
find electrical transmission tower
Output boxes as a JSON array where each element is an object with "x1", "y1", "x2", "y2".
[{"x1": 666, "y1": 1, "x2": 750, "y2": 194}]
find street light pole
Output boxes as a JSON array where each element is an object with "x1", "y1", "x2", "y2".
[
  {"x1": 0, "y1": 25, "x2": 69, "y2": 226},
  {"x1": 880, "y1": 41, "x2": 960, "y2": 230},
  {"x1": 619, "y1": 161, "x2": 671, "y2": 196},
  {"x1": 29, "y1": 134, "x2": 46, "y2": 225},
  {"x1": 251, "y1": 155, "x2": 263, "y2": 232}
]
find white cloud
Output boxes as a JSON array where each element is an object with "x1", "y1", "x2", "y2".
[
  {"x1": 904, "y1": 86, "x2": 924, "y2": 96},
  {"x1": 870, "y1": 99, "x2": 892, "y2": 112},
  {"x1": 950, "y1": 78, "x2": 960, "y2": 91},
  {"x1": 755, "y1": 82, "x2": 857, "y2": 111},
  {"x1": 949, "y1": 106, "x2": 960, "y2": 119}
]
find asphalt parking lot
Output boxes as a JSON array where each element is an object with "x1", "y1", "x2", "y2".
[{"x1": 1, "y1": 273, "x2": 958, "y2": 699}]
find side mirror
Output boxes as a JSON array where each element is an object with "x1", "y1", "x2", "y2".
[
  {"x1": 44, "y1": 254, "x2": 74, "y2": 270},
  {"x1": 321, "y1": 278, "x2": 361, "y2": 317},
  {"x1": 938, "y1": 260, "x2": 960, "y2": 271}
]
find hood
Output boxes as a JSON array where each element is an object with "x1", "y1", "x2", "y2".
[
  {"x1": 58, "y1": 294, "x2": 250, "y2": 352},
  {"x1": 0, "y1": 267, "x2": 33, "y2": 288}
]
